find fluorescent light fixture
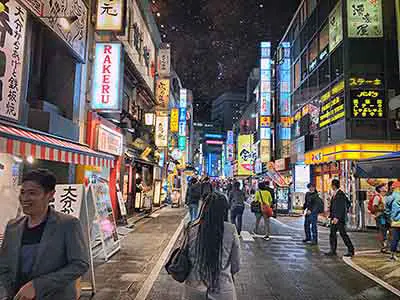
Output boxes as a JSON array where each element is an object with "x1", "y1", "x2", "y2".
[
  {"x1": 13, "y1": 156, "x2": 23, "y2": 163},
  {"x1": 26, "y1": 156, "x2": 34, "y2": 164}
]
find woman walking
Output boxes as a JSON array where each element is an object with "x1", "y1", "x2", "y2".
[
  {"x1": 385, "y1": 181, "x2": 400, "y2": 260},
  {"x1": 253, "y1": 181, "x2": 273, "y2": 240},
  {"x1": 182, "y1": 192, "x2": 241, "y2": 300},
  {"x1": 229, "y1": 181, "x2": 246, "y2": 236}
]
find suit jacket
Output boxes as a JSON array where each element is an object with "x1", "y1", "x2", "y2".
[
  {"x1": 329, "y1": 190, "x2": 348, "y2": 223},
  {"x1": 0, "y1": 208, "x2": 89, "y2": 300}
]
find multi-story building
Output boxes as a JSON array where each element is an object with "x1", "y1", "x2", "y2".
[
  {"x1": 212, "y1": 92, "x2": 247, "y2": 131},
  {"x1": 273, "y1": 0, "x2": 400, "y2": 225}
]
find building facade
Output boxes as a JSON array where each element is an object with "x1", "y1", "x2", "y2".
[{"x1": 211, "y1": 92, "x2": 246, "y2": 131}]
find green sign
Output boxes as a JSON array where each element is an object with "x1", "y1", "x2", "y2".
[
  {"x1": 329, "y1": 1, "x2": 343, "y2": 52},
  {"x1": 178, "y1": 136, "x2": 186, "y2": 150},
  {"x1": 347, "y1": 0, "x2": 383, "y2": 38}
]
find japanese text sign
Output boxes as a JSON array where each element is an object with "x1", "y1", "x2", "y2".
[
  {"x1": 178, "y1": 136, "x2": 186, "y2": 150},
  {"x1": 237, "y1": 135, "x2": 253, "y2": 176},
  {"x1": 180, "y1": 89, "x2": 187, "y2": 108},
  {"x1": 179, "y1": 108, "x2": 186, "y2": 122},
  {"x1": 96, "y1": 124, "x2": 123, "y2": 156},
  {"x1": 0, "y1": 1, "x2": 27, "y2": 121},
  {"x1": 155, "y1": 116, "x2": 168, "y2": 148},
  {"x1": 170, "y1": 108, "x2": 179, "y2": 132},
  {"x1": 158, "y1": 48, "x2": 171, "y2": 78},
  {"x1": 156, "y1": 79, "x2": 170, "y2": 110},
  {"x1": 347, "y1": 0, "x2": 383, "y2": 38},
  {"x1": 351, "y1": 90, "x2": 385, "y2": 118},
  {"x1": 329, "y1": 1, "x2": 343, "y2": 52},
  {"x1": 91, "y1": 43, "x2": 123, "y2": 112},
  {"x1": 19, "y1": 0, "x2": 43, "y2": 16},
  {"x1": 349, "y1": 77, "x2": 383, "y2": 89},
  {"x1": 52, "y1": 185, "x2": 84, "y2": 218},
  {"x1": 96, "y1": 0, "x2": 124, "y2": 31}
]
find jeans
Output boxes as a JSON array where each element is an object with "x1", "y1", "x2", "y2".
[
  {"x1": 189, "y1": 203, "x2": 199, "y2": 222},
  {"x1": 391, "y1": 227, "x2": 400, "y2": 253},
  {"x1": 231, "y1": 206, "x2": 245, "y2": 234},
  {"x1": 376, "y1": 215, "x2": 388, "y2": 248},
  {"x1": 304, "y1": 212, "x2": 318, "y2": 242},
  {"x1": 330, "y1": 221, "x2": 354, "y2": 254},
  {"x1": 255, "y1": 213, "x2": 271, "y2": 236}
]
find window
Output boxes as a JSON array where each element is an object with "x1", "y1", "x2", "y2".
[
  {"x1": 308, "y1": 36, "x2": 318, "y2": 71},
  {"x1": 319, "y1": 23, "x2": 329, "y2": 54},
  {"x1": 308, "y1": 71, "x2": 318, "y2": 99},
  {"x1": 301, "y1": 51, "x2": 308, "y2": 80},
  {"x1": 293, "y1": 60, "x2": 301, "y2": 90},
  {"x1": 318, "y1": 59, "x2": 330, "y2": 90},
  {"x1": 330, "y1": 45, "x2": 344, "y2": 81}
]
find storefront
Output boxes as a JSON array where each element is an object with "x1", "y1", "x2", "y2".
[
  {"x1": 273, "y1": 158, "x2": 292, "y2": 213},
  {"x1": 305, "y1": 142, "x2": 400, "y2": 226},
  {"x1": 0, "y1": 121, "x2": 114, "y2": 237}
]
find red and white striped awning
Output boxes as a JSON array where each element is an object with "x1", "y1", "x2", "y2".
[{"x1": 0, "y1": 124, "x2": 115, "y2": 168}]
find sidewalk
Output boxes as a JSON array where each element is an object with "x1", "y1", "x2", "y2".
[
  {"x1": 81, "y1": 206, "x2": 187, "y2": 300},
  {"x1": 344, "y1": 250, "x2": 400, "y2": 296}
]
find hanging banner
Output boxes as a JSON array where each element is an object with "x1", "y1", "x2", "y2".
[
  {"x1": 96, "y1": 125, "x2": 123, "y2": 156},
  {"x1": 96, "y1": 0, "x2": 124, "y2": 32},
  {"x1": 237, "y1": 135, "x2": 253, "y2": 176},
  {"x1": 155, "y1": 116, "x2": 168, "y2": 147},
  {"x1": 91, "y1": 43, "x2": 123, "y2": 112},
  {"x1": 158, "y1": 48, "x2": 171, "y2": 78},
  {"x1": 170, "y1": 108, "x2": 179, "y2": 132},
  {"x1": 52, "y1": 184, "x2": 84, "y2": 217},
  {"x1": 156, "y1": 79, "x2": 170, "y2": 110},
  {"x1": 329, "y1": 0, "x2": 343, "y2": 52},
  {"x1": 347, "y1": 0, "x2": 383, "y2": 38},
  {"x1": 0, "y1": 0, "x2": 27, "y2": 121}
]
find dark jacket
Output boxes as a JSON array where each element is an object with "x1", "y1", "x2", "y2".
[
  {"x1": 186, "y1": 183, "x2": 202, "y2": 205},
  {"x1": 329, "y1": 190, "x2": 348, "y2": 223},
  {"x1": 303, "y1": 191, "x2": 320, "y2": 212},
  {"x1": 201, "y1": 182, "x2": 213, "y2": 199},
  {"x1": 229, "y1": 190, "x2": 246, "y2": 208}
]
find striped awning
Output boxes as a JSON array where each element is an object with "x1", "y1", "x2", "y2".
[{"x1": 0, "y1": 123, "x2": 115, "y2": 168}]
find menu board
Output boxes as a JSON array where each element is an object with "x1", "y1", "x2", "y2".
[
  {"x1": 89, "y1": 183, "x2": 120, "y2": 260},
  {"x1": 319, "y1": 81, "x2": 345, "y2": 128},
  {"x1": 351, "y1": 90, "x2": 385, "y2": 118}
]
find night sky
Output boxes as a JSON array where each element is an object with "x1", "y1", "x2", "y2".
[{"x1": 152, "y1": 0, "x2": 300, "y2": 101}]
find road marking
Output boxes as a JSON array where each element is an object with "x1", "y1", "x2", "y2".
[
  {"x1": 150, "y1": 212, "x2": 160, "y2": 218},
  {"x1": 269, "y1": 235, "x2": 293, "y2": 240},
  {"x1": 343, "y1": 255, "x2": 400, "y2": 297},
  {"x1": 270, "y1": 218, "x2": 303, "y2": 232},
  {"x1": 241, "y1": 231, "x2": 255, "y2": 242},
  {"x1": 134, "y1": 214, "x2": 187, "y2": 300}
]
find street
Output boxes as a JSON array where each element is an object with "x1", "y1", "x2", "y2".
[{"x1": 88, "y1": 204, "x2": 399, "y2": 300}]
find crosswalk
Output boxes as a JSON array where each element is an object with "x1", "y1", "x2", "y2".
[{"x1": 240, "y1": 231, "x2": 293, "y2": 242}]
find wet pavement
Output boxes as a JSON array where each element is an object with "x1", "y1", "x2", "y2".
[{"x1": 146, "y1": 204, "x2": 399, "y2": 300}]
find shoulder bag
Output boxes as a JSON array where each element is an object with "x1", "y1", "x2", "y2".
[
  {"x1": 165, "y1": 226, "x2": 192, "y2": 283},
  {"x1": 260, "y1": 191, "x2": 273, "y2": 218}
]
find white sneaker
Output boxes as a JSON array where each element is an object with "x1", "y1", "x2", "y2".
[
  {"x1": 390, "y1": 255, "x2": 398, "y2": 261},
  {"x1": 263, "y1": 236, "x2": 271, "y2": 241}
]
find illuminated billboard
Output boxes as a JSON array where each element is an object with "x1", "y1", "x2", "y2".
[
  {"x1": 91, "y1": 43, "x2": 123, "y2": 112},
  {"x1": 237, "y1": 135, "x2": 253, "y2": 176}
]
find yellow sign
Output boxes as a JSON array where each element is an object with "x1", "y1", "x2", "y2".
[
  {"x1": 350, "y1": 77, "x2": 383, "y2": 88},
  {"x1": 237, "y1": 135, "x2": 253, "y2": 176},
  {"x1": 351, "y1": 90, "x2": 385, "y2": 118},
  {"x1": 156, "y1": 79, "x2": 170, "y2": 110},
  {"x1": 260, "y1": 139, "x2": 270, "y2": 163},
  {"x1": 260, "y1": 116, "x2": 271, "y2": 127},
  {"x1": 96, "y1": 0, "x2": 124, "y2": 31},
  {"x1": 347, "y1": 0, "x2": 383, "y2": 38},
  {"x1": 319, "y1": 80, "x2": 345, "y2": 128},
  {"x1": 170, "y1": 108, "x2": 179, "y2": 132},
  {"x1": 305, "y1": 143, "x2": 400, "y2": 165}
]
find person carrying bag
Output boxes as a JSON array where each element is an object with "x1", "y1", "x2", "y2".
[{"x1": 253, "y1": 182, "x2": 273, "y2": 240}]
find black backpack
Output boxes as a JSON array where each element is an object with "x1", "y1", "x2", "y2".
[{"x1": 316, "y1": 195, "x2": 324, "y2": 214}]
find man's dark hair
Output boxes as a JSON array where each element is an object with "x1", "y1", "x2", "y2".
[
  {"x1": 376, "y1": 184, "x2": 385, "y2": 193},
  {"x1": 307, "y1": 183, "x2": 315, "y2": 189},
  {"x1": 22, "y1": 169, "x2": 57, "y2": 192},
  {"x1": 331, "y1": 179, "x2": 340, "y2": 189},
  {"x1": 388, "y1": 181, "x2": 394, "y2": 191}
]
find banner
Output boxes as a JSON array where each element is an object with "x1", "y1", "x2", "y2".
[
  {"x1": 347, "y1": 0, "x2": 383, "y2": 38},
  {"x1": 0, "y1": 0, "x2": 27, "y2": 120},
  {"x1": 237, "y1": 135, "x2": 253, "y2": 176},
  {"x1": 156, "y1": 79, "x2": 170, "y2": 110},
  {"x1": 329, "y1": 0, "x2": 343, "y2": 52},
  {"x1": 155, "y1": 116, "x2": 168, "y2": 147},
  {"x1": 158, "y1": 48, "x2": 171, "y2": 78},
  {"x1": 52, "y1": 185, "x2": 84, "y2": 217}
]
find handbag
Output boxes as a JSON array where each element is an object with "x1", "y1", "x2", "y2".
[
  {"x1": 165, "y1": 227, "x2": 192, "y2": 283},
  {"x1": 250, "y1": 198, "x2": 261, "y2": 213},
  {"x1": 259, "y1": 191, "x2": 273, "y2": 217}
]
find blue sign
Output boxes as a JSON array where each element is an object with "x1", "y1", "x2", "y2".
[
  {"x1": 179, "y1": 122, "x2": 186, "y2": 136},
  {"x1": 227, "y1": 131, "x2": 234, "y2": 144},
  {"x1": 178, "y1": 136, "x2": 186, "y2": 150},
  {"x1": 179, "y1": 108, "x2": 186, "y2": 122},
  {"x1": 205, "y1": 133, "x2": 223, "y2": 139}
]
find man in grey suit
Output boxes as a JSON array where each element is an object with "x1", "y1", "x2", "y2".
[{"x1": 0, "y1": 169, "x2": 89, "y2": 300}]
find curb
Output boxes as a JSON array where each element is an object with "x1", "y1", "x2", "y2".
[
  {"x1": 342, "y1": 250, "x2": 400, "y2": 297},
  {"x1": 126, "y1": 204, "x2": 168, "y2": 228}
]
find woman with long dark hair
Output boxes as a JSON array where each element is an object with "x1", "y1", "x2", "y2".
[{"x1": 182, "y1": 192, "x2": 241, "y2": 300}]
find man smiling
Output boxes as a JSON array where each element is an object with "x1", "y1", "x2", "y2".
[{"x1": 0, "y1": 169, "x2": 89, "y2": 300}]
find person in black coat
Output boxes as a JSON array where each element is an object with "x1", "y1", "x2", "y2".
[
  {"x1": 303, "y1": 183, "x2": 320, "y2": 245},
  {"x1": 326, "y1": 179, "x2": 355, "y2": 257}
]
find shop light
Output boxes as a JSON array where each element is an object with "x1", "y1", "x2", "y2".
[
  {"x1": 26, "y1": 156, "x2": 34, "y2": 164},
  {"x1": 41, "y1": 16, "x2": 78, "y2": 32},
  {"x1": 13, "y1": 156, "x2": 23, "y2": 163},
  {"x1": 110, "y1": 118, "x2": 121, "y2": 124}
]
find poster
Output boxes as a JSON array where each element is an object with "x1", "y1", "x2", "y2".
[
  {"x1": 347, "y1": 0, "x2": 383, "y2": 38},
  {"x1": 237, "y1": 135, "x2": 253, "y2": 176},
  {"x1": 170, "y1": 108, "x2": 179, "y2": 132},
  {"x1": 89, "y1": 183, "x2": 120, "y2": 260},
  {"x1": 329, "y1": 0, "x2": 343, "y2": 52},
  {"x1": 0, "y1": 0, "x2": 27, "y2": 120},
  {"x1": 155, "y1": 116, "x2": 168, "y2": 147},
  {"x1": 52, "y1": 184, "x2": 84, "y2": 217}
]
